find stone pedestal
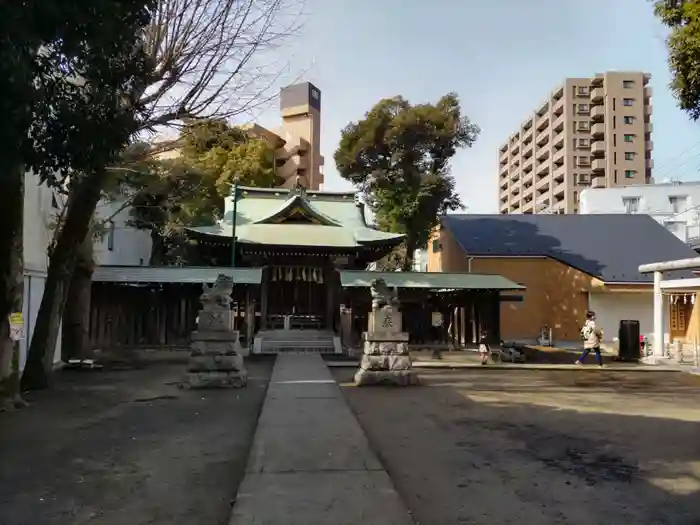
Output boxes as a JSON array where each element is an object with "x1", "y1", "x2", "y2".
[
  {"x1": 185, "y1": 276, "x2": 247, "y2": 389},
  {"x1": 354, "y1": 307, "x2": 419, "y2": 387}
]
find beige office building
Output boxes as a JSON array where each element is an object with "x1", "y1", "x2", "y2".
[
  {"x1": 498, "y1": 71, "x2": 653, "y2": 214},
  {"x1": 243, "y1": 81, "x2": 325, "y2": 190}
]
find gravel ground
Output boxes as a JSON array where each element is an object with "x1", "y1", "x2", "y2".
[
  {"x1": 0, "y1": 357, "x2": 273, "y2": 525},
  {"x1": 334, "y1": 368, "x2": 700, "y2": 525}
]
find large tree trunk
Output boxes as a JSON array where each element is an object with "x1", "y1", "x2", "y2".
[
  {"x1": 149, "y1": 228, "x2": 165, "y2": 265},
  {"x1": 0, "y1": 165, "x2": 26, "y2": 409},
  {"x1": 401, "y1": 237, "x2": 416, "y2": 272},
  {"x1": 21, "y1": 171, "x2": 107, "y2": 390},
  {"x1": 61, "y1": 234, "x2": 94, "y2": 361}
]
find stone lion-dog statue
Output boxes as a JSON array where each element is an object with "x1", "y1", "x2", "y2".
[{"x1": 370, "y1": 277, "x2": 399, "y2": 311}]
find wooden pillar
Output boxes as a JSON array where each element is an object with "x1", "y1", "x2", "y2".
[
  {"x1": 325, "y1": 266, "x2": 334, "y2": 331},
  {"x1": 491, "y1": 292, "x2": 501, "y2": 343},
  {"x1": 456, "y1": 301, "x2": 463, "y2": 349},
  {"x1": 261, "y1": 268, "x2": 269, "y2": 330}
]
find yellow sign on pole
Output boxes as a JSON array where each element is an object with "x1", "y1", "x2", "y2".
[{"x1": 9, "y1": 312, "x2": 24, "y2": 341}]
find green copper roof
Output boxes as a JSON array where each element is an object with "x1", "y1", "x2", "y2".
[
  {"x1": 186, "y1": 185, "x2": 405, "y2": 249},
  {"x1": 338, "y1": 271, "x2": 525, "y2": 291}
]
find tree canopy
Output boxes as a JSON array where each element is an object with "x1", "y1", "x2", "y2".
[
  {"x1": 334, "y1": 93, "x2": 480, "y2": 270},
  {"x1": 655, "y1": 0, "x2": 700, "y2": 120},
  {"x1": 115, "y1": 119, "x2": 280, "y2": 264}
]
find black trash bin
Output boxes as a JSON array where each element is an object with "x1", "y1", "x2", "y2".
[{"x1": 618, "y1": 320, "x2": 640, "y2": 361}]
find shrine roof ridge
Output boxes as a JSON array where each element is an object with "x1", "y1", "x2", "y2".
[{"x1": 235, "y1": 185, "x2": 358, "y2": 201}]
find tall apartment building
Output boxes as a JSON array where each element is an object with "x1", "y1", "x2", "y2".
[{"x1": 498, "y1": 72, "x2": 653, "y2": 214}]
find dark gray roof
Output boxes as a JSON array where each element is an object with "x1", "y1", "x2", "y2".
[{"x1": 442, "y1": 214, "x2": 699, "y2": 283}]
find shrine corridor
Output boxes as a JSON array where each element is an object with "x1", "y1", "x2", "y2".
[{"x1": 228, "y1": 354, "x2": 413, "y2": 525}]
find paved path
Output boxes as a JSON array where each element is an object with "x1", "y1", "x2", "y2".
[{"x1": 229, "y1": 354, "x2": 414, "y2": 525}]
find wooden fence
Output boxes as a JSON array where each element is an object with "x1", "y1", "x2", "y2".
[{"x1": 89, "y1": 283, "x2": 202, "y2": 349}]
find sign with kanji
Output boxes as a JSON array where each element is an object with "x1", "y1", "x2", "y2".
[{"x1": 9, "y1": 312, "x2": 24, "y2": 341}]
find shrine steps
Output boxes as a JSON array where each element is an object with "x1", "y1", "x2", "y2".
[{"x1": 253, "y1": 329, "x2": 342, "y2": 355}]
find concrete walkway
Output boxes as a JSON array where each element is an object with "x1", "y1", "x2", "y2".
[{"x1": 229, "y1": 354, "x2": 414, "y2": 525}]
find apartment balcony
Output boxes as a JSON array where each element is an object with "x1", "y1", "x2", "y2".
[
  {"x1": 645, "y1": 122, "x2": 653, "y2": 134},
  {"x1": 535, "y1": 175, "x2": 550, "y2": 192},
  {"x1": 646, "y1": 140, "x2": 654, "y2": 151},
  {"x1": 500, "y1": 180, "x2": 508, "y2": 191},
  {"x1": 522, "y1": 158, "x2": 533, "y2": 173},
  {"x1": 499, "y1": 148, "x2": 508, "y2": 162},
  {"x1": 552, "y1": 114, "x2": 565, "y2": 133},
  {"x1": 522, "y1": 145, "x2": 533, "y2": 159},
  {"x1": 510, "y1": 144, "x2": 520, "y2": 156},
  {"x1": 590, "y1": 104, "x2": 604, "y2": 121},
  {"x1": 644, "y1": 86, "x2": 653, "y2": 100},
  {"x1": 535, "y1": 128, "x2": 550, "y2": 147},
  {"x1": 535, "y1": 194, "x2": 550, "y2": 208},
  {"x1": 552, "y1": 132, "x2": 564, "y2": 149},
  {"x1": 592, "y1": 158, "x2": 605, "y2": 172},
  {"x1": 591, "y1": 122, "x2": 605, "y2": 137},
  {"x1": 277, "y1": 152, "x2": 309, "y2": 180},
  {"x1": 552, "y1": 165, "x2": 565, "y2": 183},
  {"x1": 552, "y1": 97, "x2": 564, "y2": 116},
  {"x1": 522, "y1": 171, "x2": 534, "y2": 186},
  {"x1": 590, "y1": 86, "x2": 604, "y2": 103},
  {"x1": 535, "y1": 161, "x2": 550, "y2": 178},
  {"x1": 510, "y1": 171, "x2": 520, "y2": 182},
  {"x1": 552, "y1": 148, "x2": 565, "y2": 165},
  {"x1": 536, "y1": 147, "x2": 550, "y2": 163},
  {"x1": 536, "y1": 113, "x2": 549, "y2": 131},
  {"x1": 591, "y1": 175, "x2": 606, "y2": 189},
  {"x1": 591, "y1": 140, "x2": 605, "y2": 156},
  {"x1": 553, "y1": 179, "x2": 566, "y2": 196}
]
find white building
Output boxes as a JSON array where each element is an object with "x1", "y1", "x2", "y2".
[
  {"x1": 93, "y1": 198, "x2": 151, "y2": 266},
  {"x1": 579, "y1": 180, "x2": 700, "y2": 248},
  {"x1": 21, "y1": 174, "x2": 62, "y2": 369}
]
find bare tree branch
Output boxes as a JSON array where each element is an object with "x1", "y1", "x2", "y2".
[{"x1": 139, "y1": 0, "x2": 306, "y2": 133}]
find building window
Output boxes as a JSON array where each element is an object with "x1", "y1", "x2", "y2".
[
  {"x1": 622, "y1": 98, "x2": 634, "y2": 106},
  {"x1": 624, "y1": 170, "x2": 637, "y2": 178},
  {"x1": 578, "y1": 156, "x2": 590, "y2": 166},
  {"x1": 623, "y1": 134, "x2": 635, "y2": 142},
  {"x1": 669, "y1": 195, "x2": 688, "y2": 214},
  {"x1": 578, "y1": 103, "x2": 589, "y2": 113},
  {"x1": 622, "y1": 197, "x2": 640, "y2": 214},
  {"x1": 107, "y1": 220, "x2": 115, "y2": 252},
  {"x1": 665, "y1": 221, "x2": 686, "y2": 238},
  {"x1": 431, "y1": 239, "x2": 442, "y2": 253},
  {"x1": 578, "y1": 86, "x2": 589, "y2": 95},
  {"x1": 624, "y1": 152, "x2": 635, "y2": 160},
  {"x1": 578, "y1": 138, "x2": 589, "y2": 148},
  {"x1": 623, "y1": 116, "x2": 635, "y2": 124},
  {"x1": 623, "y1": 80, "x2": 635, "y2": 89}
]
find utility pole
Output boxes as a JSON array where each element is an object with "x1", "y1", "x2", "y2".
[{"x1": 231, "y1": 182, "x2": 239, "y2": 268}]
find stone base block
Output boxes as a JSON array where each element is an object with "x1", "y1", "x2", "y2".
[
  {"x1": 360, "y1": 354, "x2": 412, "y2": 371},
  {"x1": 363, "y1": 340, "x2": 409, "y2": 356},
  {"x1": 354, "y1": 369, "x2": 419, "y2": 387},
  {"x1": 186, "y1": 369, "x2": 247, "y2": 389},
  {"x1": 187, "y1": 353, "x2": 244, "y2": 372},
  {"x1": 190, "y1": 341, "x2": 241, "y2": 356},
  {"x1": 363, "y1": 331, "x2": 409, "y2": 343}
]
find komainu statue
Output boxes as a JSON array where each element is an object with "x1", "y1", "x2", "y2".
[
  {"x1": 370, "y1": 277, "x2": 399, "y2": 311},
  {"x1": 200, "y1": 274, "x2": 234, "y2": 309}
]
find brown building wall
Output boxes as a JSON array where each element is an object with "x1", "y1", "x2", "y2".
[{"x1": 428, "y1": 228, "x2": 593, "y2": 341}]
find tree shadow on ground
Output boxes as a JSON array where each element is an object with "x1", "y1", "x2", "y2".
[{"x1": 334, "y1": 368, "x2": 700, "y2": 525}]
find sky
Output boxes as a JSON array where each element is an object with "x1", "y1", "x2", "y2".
[{"x1": 252, "y1": 0, "x2": 700, "y2": 213}]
